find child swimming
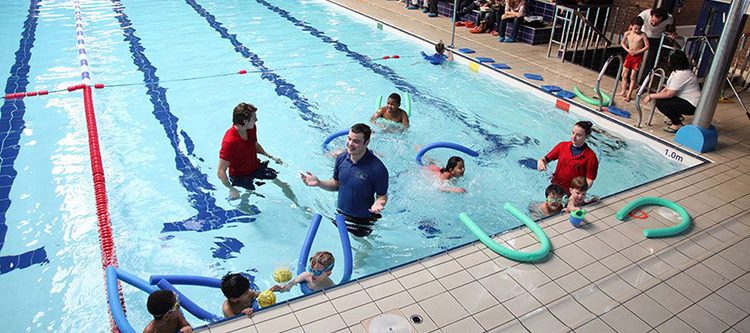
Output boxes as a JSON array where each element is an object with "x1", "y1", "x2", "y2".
[{"x1": 428, "y1": 156, "x2": 466, "y2": 193}]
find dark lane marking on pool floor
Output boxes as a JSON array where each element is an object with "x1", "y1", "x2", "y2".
[
  {"x1": 0, "y1": 0, "x2": 49, "y2": 275},
  {"x1": 184, "y1": 0, "x2": 334, "y2": 133},
  {"x1": 111, "y1": 0, "x2": 255, "y2": 236},
  {"x1": 251, "y1": 0, "x2": 537, "y2": 158}
]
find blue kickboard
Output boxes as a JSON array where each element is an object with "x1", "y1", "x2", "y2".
[
  {"x1": 491, "y1": 63, "x2": 511, "y2": 69},
  {"x1": 606, "y1": 105, "x2": 631, "y2": 118},
  {"x1": 524, "y1": 73, "x2": 543, "y2": 81},
  {"x1": 541, "y1": 85, "x2": 562, "y2": 93},
  {"x1": 476, "y1": 57, "x2": 495, "y2": 63},
  {"x1": 556, "y1": 90, "x2": 575, "y2": 99},
  {"x1": 458, "y1": 48, "x2": 475, "y2": 54}
]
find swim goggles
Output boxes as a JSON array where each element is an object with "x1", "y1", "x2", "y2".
[
  {"x1": 546, "y1": 197, "x2": 563, "y2": 203},
  {"x1": 156, "y1": 294, "x2": 180, "y2": 319},
  {"x1": 308, "y1": 263, "x2": 334, "y2": 276}
]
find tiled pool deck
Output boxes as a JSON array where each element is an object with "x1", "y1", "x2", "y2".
[{"x1": 203, "y1": 0, "x2": 750, "y2": 332}]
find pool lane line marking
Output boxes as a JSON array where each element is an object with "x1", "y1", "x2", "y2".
[
  {"x1": 183, "y1": 0, "x2": 335, "y2": 132},
  {"x1": 109, "y1": 0, "x2": 256, "y2": 234},
  {"x1": 73, "y1": 2, "x2": 126, "y2": 330},
  {"x1": 0, "y1": 0, "x2": 49, "y2": 276},
  {"x1": 250, "y1": 0, "x2": 537, "y2": 157}
]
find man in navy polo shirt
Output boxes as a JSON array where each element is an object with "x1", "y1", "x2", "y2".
[{"x1": 301, "y1": 123, "x2": 388, "y2": 237}]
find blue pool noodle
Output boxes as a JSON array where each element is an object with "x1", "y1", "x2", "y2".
[
  {"x1": 416, "y1": 142, "x2": 480, "y2": 166},
  {"x1": 149, "y1": 275, "x2": 221, "y2": 288},
  {"x1": 297, "y1": 214, "x2": 352, "y2": 295},
  {"x1": 116, "y1": 267, "x2": 159, "y2": 294},
  {"x1": 107, "y1": 266, "x2": 137, "y2": 333},
  {"x1": 156, "y1": 278, "x2": 220, "y2": 322},
  {"x1": 322, "y1": 129, "x2": 349, "y2": 152}
]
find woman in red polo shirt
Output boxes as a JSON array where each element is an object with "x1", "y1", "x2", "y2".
[{"x1": 537, "y1": 121, "x2": 599, "y2": 195}]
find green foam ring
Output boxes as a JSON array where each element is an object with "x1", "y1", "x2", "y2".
[
  {"x1": 459, "y1": 203, "x2": 550, "y2": 262},
  {"x1": 571, "y1": 209, "x2": 586, "y2": 219},
  {"x1": 573, "y1": 86, "x2": 611, "y2": 107},
  {"x1": 615, "y1": 196, "x2": 691, "y2": 238}
]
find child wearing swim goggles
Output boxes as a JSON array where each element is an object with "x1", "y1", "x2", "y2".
[
  {"x1": 143, "y1": 290, "x2": 193, "y2": 333},
  {"x1": 270, "y1": 251, "x2": 336, "y2": 293},
  {"x1": 529, "y1": 184, "x2": 564, "y2": 219}
]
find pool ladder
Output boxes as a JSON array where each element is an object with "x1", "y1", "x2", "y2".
[
  {"x1": 595, "y1": 54, "x2": 624, "y2": 112},
  {"x1": 634, "y1": 68, "x2": 666, "y2": 128}
]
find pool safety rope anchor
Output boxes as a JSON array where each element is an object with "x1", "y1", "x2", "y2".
[
  {"x1": 459, "y1": 203, "x2": 550, "y2": 262},
  {"x1": 296, "y1": 214, "x2": 353, "y2": 295},
  {"x1": 615, "y1": 196, "x2": 691, "y2": 238}
]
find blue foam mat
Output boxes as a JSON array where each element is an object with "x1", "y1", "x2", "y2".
[
  {"x1": 476, "y1": 57, "x2": 495, "y2": 63},
  {"x1": 556, "y1": 90, "x2": 575, "y2": 99},
  {"x1": 524, "y1": 73, "x2": 543, "y2": 80},
  {"x1": 606, "y1": 105, "x2": 631, "y2": 118},
  {"x1": 541, "y1": 85, "x2": 562, "y2": 92},
  {"x1": 492, "y1": 63, "x2": 510, "y2": 69},
  {"x1": 458, "y1": 48, "x2": 475, "y2": 53}
]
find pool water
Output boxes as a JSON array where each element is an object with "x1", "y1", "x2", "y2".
[{"x1": 0, "y1": 0, "x2": 701, "y2": 331}]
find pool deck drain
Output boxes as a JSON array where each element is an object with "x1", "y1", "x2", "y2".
[{"x1": 203, "y1": 1, "x2": 750, "y2": 332}]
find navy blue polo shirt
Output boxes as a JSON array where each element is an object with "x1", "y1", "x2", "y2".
[{"x1": 333, "y1": 150, "x2": 389, "y2": 218}]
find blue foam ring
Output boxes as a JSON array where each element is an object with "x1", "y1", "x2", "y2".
[
  {"x1": 420, "y1": 51, "x2": 445, "y2": 65},
  {"x1": 492, "y1": 63, "x2": 511, "y2": 69},
  {"x1": 322, "y1": 129, "x2": 349, "y2": 152},
  {"x1": 107, "y1": 266, "x2": 137, "y2": 333},
  {"x1": 458, "y1": 48, "x2": 475, "y2": 53},
  {"x1": 149, "y1": 275, "x2": 222, "y2": 288},
  {"x1": 541, "y1": 85, "x2": 562, "y2": 93},
  {"x1": 415, "y1": 142, "x2": 479, "y2": 166},
  {"x1": 606, "y1": 105, "x2": 631, "y2": 118},
  {"x1": 556, "y1": 90, "x2": 576, "y2": 99},
  {"x1": 296, "y1": 214, "x2": 353, "y2": 295},
  {"x1": 156, "y1": 278, "x2": 220, "y2": 322},
  {"x1": 476, "y1": 57, "x2": 495, "y2": 63},
  {"x1": 524, "y1": 73, "x2": 543, "y2": 81}
]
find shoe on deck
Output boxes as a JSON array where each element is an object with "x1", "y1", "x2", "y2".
[
  {"x1": 406, "y1": 6, "x2": 418, "y2": 9},
  {"x1": 498, "y1": 37, "x2": 505, "y2": 42},
  {"x1": 428, "y1": 13, "x2": 438, "y2": 17},
  {"x1": 504, "y1": 38, "x2": 517, "y2": 43},
  {"x1": 422, "y1": 8, "x2": 430, "y2": 13},
  {"x1": 491, "y1": 31, "x2": 499, "y2": 36}
]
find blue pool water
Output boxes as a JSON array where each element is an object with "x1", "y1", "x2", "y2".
[{"x1": 0, "y1": 0, "x2": 700, "y2": 330}]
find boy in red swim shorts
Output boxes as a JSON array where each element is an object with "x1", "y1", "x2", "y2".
[{"x1": 619, "y1": 16, "x2": 649, "y2": 102}]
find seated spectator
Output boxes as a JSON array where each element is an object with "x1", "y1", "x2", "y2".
[
  {"x1": 143, "y1": 290, "x2": 192, "y2": 333},
  {"x1": 470, "y1": 0, "x2": 503, "y2": 34},
  {"x1": 498, "y1": 0, "x2": 526, "y2": 43}
]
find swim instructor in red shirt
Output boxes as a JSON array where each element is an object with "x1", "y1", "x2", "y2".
[
  {"x1": 218, "y1": 102, "x2": 283, "y2": 200},
  {"x1": 537, "y1": 121, "x2": 599, "y2": 195}
]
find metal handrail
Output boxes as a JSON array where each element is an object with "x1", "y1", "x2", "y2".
[
  {"x1": 634, "y1": 68, "x2": 666, "y2": 127},
  {"x1": 702, "y1": 37, "x2": 750, "y2": 119},
  {"x1": 571, "y1": 10, "x2": 612, "y2": 45},
  {"x1": 595, "y1": 54, "x2": 624, "y2": 112}
]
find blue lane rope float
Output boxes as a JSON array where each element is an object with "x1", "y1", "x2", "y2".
[
  {"x1": 296, "y1": 214, "x2": 353, "y2": 295},
  {"x1": 415, "y1": 142, "x2": 479, "y2": 166},
  {"x1": 492, "y1": 63, "x2": 511, "y2": 69},
  {"x1": 459, "y1": 203, "x2": 550, "y2": 262},
  {"x1": 322, "y1": 129, "x2": 350, "y2": 152},
  {"x1": 615, "y1": 197, "x2": 691, "y2": 238},
  {"x1": 523, "y1": 73, "x2": 544, "y2": 81}
]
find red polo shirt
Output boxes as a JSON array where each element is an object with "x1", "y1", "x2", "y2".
[
  {"x1": 219, "y1": 126, "x2": 260, "y2": 177},
  {"x1": 545, "y1": 141, "x2": 599, "y2": 193}
]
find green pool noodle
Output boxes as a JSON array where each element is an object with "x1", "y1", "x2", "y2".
[
  {"x1": 615, "y1": 196, "x2": 691, "y2": 238},
  {"x1": 573, "y1": 86, "x2": 611, "y2": 107},
  {"x1": 403, "y1": 92, "x2": 411, "y2": 118},
  {"x1": 459, "y1": 203, "x2": 550, "y2": 262}
]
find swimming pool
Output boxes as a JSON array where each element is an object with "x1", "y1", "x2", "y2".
[{"x1": 0, "y1": 0, "x2": 705, "y2": 331}]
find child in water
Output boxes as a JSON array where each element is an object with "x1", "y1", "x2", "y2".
[
  {"x1": 270, "y1": 251, "x2": 336, "y2": 292},
  {"x1": 428, "y1": 156, "x2": 466, "y2": 193},
  {"x1": 564, "y1": 176, "x2": 599, "y2": 212},
  {"x1": 421, "y1": 41, "x2": 454, "y2": 64},
  {"x1": 530, "y1": 184, "x2": 565, "y2": 219}
]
